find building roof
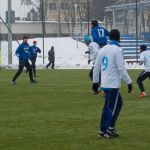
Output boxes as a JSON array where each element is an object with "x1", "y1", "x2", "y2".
[{"x1": 105, "y1": 1, "x2": 150, "y2": 11}]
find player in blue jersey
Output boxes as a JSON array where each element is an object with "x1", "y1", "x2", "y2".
[
  {"x1": 29, "y1": 40, "x2": 41, "y2": 77},
  {"x1": 93, "y1": 29, "x2": 133, "y2": 139},
  {"x1": 11, "y1": 36, "x2": 37, "y2": 84},
  {"x1": 91, "y1": 19, "x2": 110, "y2": 48}
]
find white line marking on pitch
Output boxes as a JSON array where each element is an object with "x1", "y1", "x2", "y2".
[{"x1": 38, "y1": 82, "x2": 90, "y2": 86}]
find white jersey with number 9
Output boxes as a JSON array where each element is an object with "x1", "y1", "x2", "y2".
[{"x1": 93, "y1": 44, "x2": 132, "y2": 88}]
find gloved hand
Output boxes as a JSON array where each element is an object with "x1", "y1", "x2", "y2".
[
  {"x1": 88, "y1": 60, "x2": 91, "y2": 64},
  {"x1": 92, "y1": 83, "x2": 99, "y2": 93},
  {"x1": 128, "y1": 83, "x2": 133, "y2": 93},
  {"x1": 85, "y1": 51, "x2": 90, "y2": 54}
]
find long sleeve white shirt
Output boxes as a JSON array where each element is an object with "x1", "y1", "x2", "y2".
[
  {"x1": 88, "y1": 42, "x2": 100, "y2": 65},
  {"x1": 139, "y1": 50, "x2": 150, "y2": 72},
  {"x1": 93, "y1": 44, "x2": 132, "y2": 89}
]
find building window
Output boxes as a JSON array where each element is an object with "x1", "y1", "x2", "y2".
[
  {"x1": 49, "y1": 3, "x2": 56, "y2": 10},
  {"x1": 61, "y1": 3, "x2": 68, "y2": 10}
]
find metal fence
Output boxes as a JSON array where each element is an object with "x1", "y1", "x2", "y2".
[{"x1": 0, "y1": 0, "x2": 92, "y2": 65}]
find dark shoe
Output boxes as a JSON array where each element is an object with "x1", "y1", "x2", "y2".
[
  {"x1": 98, "y1": 132, "x2": 114, "y2": 139},
  {"x1": 30, "y1": 80, "x2": 38, "y2": 84},
  {"x1": 107, "y1": 128, "x2": 119, "y2": 137},
  {"x1": 11, "y1": 80, "x2": 16, "y2": 85}
]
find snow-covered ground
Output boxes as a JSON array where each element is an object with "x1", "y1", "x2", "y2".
[
  {"x1": 1, "y1": 37, "x2": 144, "y2": 69},
  {"x1": 1, "y1": 37, "x2": 90, "y2": 69}
]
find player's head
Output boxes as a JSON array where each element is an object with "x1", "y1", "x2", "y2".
[
  {"x1": 51, "y1": 46, "x2": 54, "y2": 50},
  {"x1": 33, "y1": 40, "x2": 37, "y2": 45},
  {"x1": 91, "y1": 19, "x2": 98, "y2": 28},
  {"x1": 140, "y1": 44, "x2": 147, "y2": 52},
  {"x1": 109, "y1": 29, "x2": 120, "y2": 42},
  {"x1": 83, "y1": 35, "x2": 91, "y2": 45},
  {"x1": 22, "y1": 35, "x2": 28, "y2": 43}
]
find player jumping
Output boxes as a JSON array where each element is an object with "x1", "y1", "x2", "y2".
[{"x1": 91, "y1": 19, "x2": 110, "y2": 48}]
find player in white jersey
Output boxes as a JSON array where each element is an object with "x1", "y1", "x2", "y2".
[
  {"x1": 84, "y1": 35, "x2": 101, "y2": 94},
  {"x1": 137, "y1": 45, "x2": 150, "y2": 98},
  {"x1": 92, "y1": 29, "x2": 133, "y2": 139}
]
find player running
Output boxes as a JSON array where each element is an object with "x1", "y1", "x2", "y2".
[
  {"x1": 29, "y1": 40, "x2": 41, "y2": 77},
  {"x1": 137, "y1": 45, "x2": 150, "y2": 98},
  {"x1": 11, "y1": 36, "x2": 37, "y2": 85},
  {"x1": 93, "y1": 29, "x2": 133, "y2": 139},
  {"x1": 91, "y1": 19, "x2": 110, "y2": 48}
]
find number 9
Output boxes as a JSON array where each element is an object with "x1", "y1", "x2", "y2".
[{"x1": 102, "y1": 57, "x2": 108, "y2": 71}]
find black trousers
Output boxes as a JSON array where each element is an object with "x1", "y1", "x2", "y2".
[
  {"x1": 12, "y1": 59, "x2": 33, "y2": 82},
  {"x1": 46, "y1": 61, "x2": 55, "y2": 69},
  {"x1": 137, "y1": 70, "x2": 150, "y2": 92},
  {"x1": 30, "y1": 57, "x2": 37, "y2": 76}
]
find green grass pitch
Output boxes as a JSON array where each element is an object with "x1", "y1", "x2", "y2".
[{"x1": 0, "y1": 69, "x2": 150, "y2": 150}]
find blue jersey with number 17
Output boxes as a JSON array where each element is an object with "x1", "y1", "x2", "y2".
[{"x1": 91, "y1": 26, "x2": 110, "y2": 45}]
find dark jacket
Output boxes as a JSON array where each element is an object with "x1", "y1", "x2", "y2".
[
  {"x1": 29, "y1": 45, "x2": 41, "y2": 59},
  {"x1": 48, "y1": 49, "x2": 55, "y2": 61}
]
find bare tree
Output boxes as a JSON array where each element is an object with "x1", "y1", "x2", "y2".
[
  {"x1": 43, "y1": 0, "x2": 49, "y2": 20},
  {"x1": 77, "y1": 0, "x2": 85, "y2": 35},
  {"x1": 62, "y1": 1, "x2": 72, "y2": 34},
  {"x1": 62, "y1": 0, "x2": 90, "y2": 35},
  {"x1": 60, "y1": 0, "x2": 75, "y2": 35},
  {"x1": 36, "y1": 0, "x2": 93, "y2": 36}
]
